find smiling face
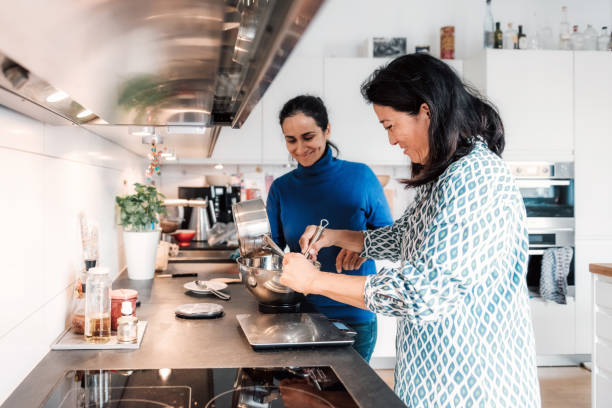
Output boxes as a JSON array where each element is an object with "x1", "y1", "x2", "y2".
[
  {"x1": 373, "y1": 104, "x2": 430, "y2": 165},
  {"x1": 281, "y1": 112, "x2": 330, "y2": 167}
]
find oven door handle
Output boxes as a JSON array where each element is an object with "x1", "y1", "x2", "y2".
[
  {"x1": 528, "y1": 249, "x2": 546, "y2": 255},
  {"x1": 517, "y1": 179, "x2": 571, "y2": 188}
]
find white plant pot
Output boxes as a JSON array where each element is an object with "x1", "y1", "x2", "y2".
[{"x1": 123, "y1": 230, "x2": 160, "y2": 280}]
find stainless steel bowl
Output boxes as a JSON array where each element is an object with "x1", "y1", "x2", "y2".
[
  {"x1": 237, "y1": 254, "x2": 305, "y2": 306},
  {"x1": 232, "y1": 199, "x2": 270, "y2": 243}
]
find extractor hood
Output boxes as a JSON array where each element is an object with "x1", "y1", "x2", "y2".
[{"x1": 0, "y1": 0, "x2": 323, "y2": 132}]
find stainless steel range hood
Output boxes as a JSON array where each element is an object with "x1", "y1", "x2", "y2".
[{"x1": 0, "y1": 0, "x2": 323, "y2": 132}]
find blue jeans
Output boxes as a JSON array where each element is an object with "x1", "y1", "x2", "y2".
[{"x1": 349, "y1": 318, "x2": 378, "y2": 362}]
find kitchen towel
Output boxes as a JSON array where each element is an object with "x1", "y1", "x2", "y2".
[{"x1": 539, "y1": 246, "x2": 573, "y2": 304}]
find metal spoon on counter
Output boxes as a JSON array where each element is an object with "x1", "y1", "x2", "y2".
[{"x1": 196, "y1": 280, "x2": 231, "y2": 300}]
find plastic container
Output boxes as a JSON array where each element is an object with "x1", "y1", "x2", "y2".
[
  {"x1": 85, "y1": 267, "x2": 112, "y2": 343},
  {"x1": 110, "y1": 289, "x2": 138, "y2": 330}
]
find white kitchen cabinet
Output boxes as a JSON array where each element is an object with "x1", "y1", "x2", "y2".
[
  {"x1": 212, "y1": 103, "x2": 263, "y2": 164},
  {"x1": 593, "y1": 272, "x2": 612, "y2": 408},
  {"x1": 464, "y1": 50, "x2": 574, "y2": 161},
  {"x1": 574, "y1": 52, "x2": 612, "y2": 239},
  {"x1": 261, "y1": 56, "x2": 324, "y2": 164},
  {"x1": 323, "y1": 58, "x2": 409, "y2": 166}
]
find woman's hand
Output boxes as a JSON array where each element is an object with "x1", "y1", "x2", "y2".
[
  {"x1": 281, "y1": 253, "x2": 321, "y2": 295},
  {"x1": 335, "y1": 249, "x2": 366, "y2": 273},
  {"x1": 299, "y1": 227, "x2": 336, "y2": 261}
]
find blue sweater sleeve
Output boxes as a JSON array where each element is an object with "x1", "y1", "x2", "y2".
[
  {"x1": 363, "y1": 167, "x2": 394, "y2": 229},
  {"x1": 266, "y1": 181, "x2": 287, "y2": 250}
]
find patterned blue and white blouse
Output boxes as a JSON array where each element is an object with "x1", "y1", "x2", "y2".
[{"x1": 362, "y1": 142, "x2": 541, "y2": 407}]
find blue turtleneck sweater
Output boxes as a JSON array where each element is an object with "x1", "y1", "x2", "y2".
[{"x1": 266, "y1": 147, "x2": 393, "y2": 323}]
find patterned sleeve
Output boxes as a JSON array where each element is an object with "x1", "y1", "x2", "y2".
[
  {"x1": 360, "y1": 203, "x2": 416, "y2": 262},
  {"x1": 364, "y1": 160, "x2": 506, "y2": 321}
]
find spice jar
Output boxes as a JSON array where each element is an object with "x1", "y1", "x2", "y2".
[
  {"x1": 110, "y1": 289, "x2": 138, "y2": 331},
  {"x1": 440, "y1": 26, "x2": 455, "y2": 59},
  {"x1": 117, "y1": 301, "x2": 138, "y2": 344}
]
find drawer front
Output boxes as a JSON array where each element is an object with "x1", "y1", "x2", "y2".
[
  {"x1": 596, "y1": 278, "x2": 612, "y2": 309},
  {"x1": 595, "y1": 370, "x2": 612, "y2": 408},
  {"x1": 596, "y1": 309, "x2": 612, "y2": 343},
  {"x1": 596, "y1": 340, "x2": 612, "y2": 373}
]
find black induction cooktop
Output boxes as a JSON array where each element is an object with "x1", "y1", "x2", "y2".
[{"x1": 41, "y1": 367, "x2": 359, "y2": 407}]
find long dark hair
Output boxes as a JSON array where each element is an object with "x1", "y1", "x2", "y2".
[
  {"x1": 279, "y1": 95, "x2": 339, "y2": 157},
  {"x1": 361, "y1": 53, "x2": 504, "y2": 187}
]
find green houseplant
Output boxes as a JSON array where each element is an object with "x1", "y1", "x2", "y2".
[
  {"x1": 116, "y1": 183, "x2": 166, "y2": 231},
  {"x1": 116, "y1": 183, "x2": 166, "y2": 279}
]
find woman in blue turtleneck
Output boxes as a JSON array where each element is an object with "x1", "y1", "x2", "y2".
[{"x1": 266, "y1": 95, "x2": 393, "y2": 361}]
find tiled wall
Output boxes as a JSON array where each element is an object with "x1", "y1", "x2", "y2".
[{"x1": 0, "y1": 106, "x2": 145, "y2": 404}]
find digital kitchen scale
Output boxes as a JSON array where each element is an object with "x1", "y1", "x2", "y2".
[{"x1": 236, "y1": 313, "x2": 356, "y2": 350}]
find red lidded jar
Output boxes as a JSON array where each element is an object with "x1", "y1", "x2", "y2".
[{"x1": 110, "y1": 289, "x2": 138, "y2": 330}]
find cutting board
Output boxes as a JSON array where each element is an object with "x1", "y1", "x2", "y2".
[{"x1": 51, "y1": 321, "x2": 147, "y2": 350}]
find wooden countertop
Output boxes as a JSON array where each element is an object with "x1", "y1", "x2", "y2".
[{"x1": 590, "y1": 263, "x2": 612, "y2": 278}]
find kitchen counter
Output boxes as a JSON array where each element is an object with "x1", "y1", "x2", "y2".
[
  {"x1": 590, "y1": 263, "x2": 612, "y2": 278},
  {"x1": 2, "y1": 263, "x2": 404, "y2": 407}
]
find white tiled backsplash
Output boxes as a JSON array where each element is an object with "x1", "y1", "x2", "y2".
[{"x1": 0, "y1": 106, "x2": 145, "y2": 404}]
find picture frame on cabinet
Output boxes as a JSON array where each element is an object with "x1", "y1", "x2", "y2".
[{"x1": 367, "y1": 37, "x2": 407, "y2": 58}]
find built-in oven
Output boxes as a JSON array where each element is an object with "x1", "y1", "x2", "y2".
[{"x1": 508, "y1": 162, "x2": 575, "y2": 295}]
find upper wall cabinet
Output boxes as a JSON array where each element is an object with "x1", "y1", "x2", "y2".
[
  {"x1": 464, "y1": 50, "x2": 574, "y2": 161},
  {"x1": 261, "y1": 56, "x2": 324, "y2": 164},
  {"x1": 212, "y1": 103, "x2": 263, "y2": 164},
  {"x1": 323, "y1": 58, "x2": 409, "y2": 166},
  {"x1": 574, "y1": 52, "x2": 612, "y2": 239}
]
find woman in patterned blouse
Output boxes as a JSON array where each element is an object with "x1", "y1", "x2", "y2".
[{"x1": 280, "y1": 53, "x2": 541, "y2": 407}]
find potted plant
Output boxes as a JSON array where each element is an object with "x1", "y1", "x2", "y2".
[{"x1": 116, "y1": 183, "x2": 165, "y2": 280}]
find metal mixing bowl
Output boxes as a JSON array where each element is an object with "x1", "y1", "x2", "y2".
[{"x1": 237, "y1": 254, "x2": 305, "y2": 306}]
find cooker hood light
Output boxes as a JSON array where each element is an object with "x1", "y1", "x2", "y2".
[
  {"x1": 46, "y1": 90, "x2": 68, "y2": 103},
  {"x1": 76, "y1": 109, "x2": 93, "y2": 119}
]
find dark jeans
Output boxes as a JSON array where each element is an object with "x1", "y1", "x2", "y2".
[{"x1": 349, "y1": 318, "x2": 378, "y2": 362}]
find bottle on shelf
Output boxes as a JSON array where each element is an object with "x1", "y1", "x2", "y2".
[
  {"x1": 598, "y1": 27, "x2": 610, "y2": 50},
  {"x1": 584, "y1": 24, "x2": 598, "y2": 50},
  {"x1": 559, "y1": 6, "x2": 571, "y2": 50},
  {"x1": 503, "y1": 22, "x2": 518, "y2": 50},
  {"x1": 494, "y1": 21, "x2": 503, "y2": 48},
  {"x1": 518, "y1": 25, "x2": 527, "y2": 49},
  {"x1": 571, "y1": 25, "x2": 584, "y2": 50},
  {"x1": 483, "y1": 0, "x2": 495, "y2": 48}
]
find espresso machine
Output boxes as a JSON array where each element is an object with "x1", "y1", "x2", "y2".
[{"x1": 178, "y1": 186, "x2": 241, "y2": 228}]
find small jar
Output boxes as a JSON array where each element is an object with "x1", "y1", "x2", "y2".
[
  {"x1": 116, "y1": 301, "x2": 138, "y2": 344},
  {"x1": 85, "y1": 267, "x2": 112, "y2": 343},
  {"x1": 110, "y1": 289, "x2": 138, "y2": 331}
]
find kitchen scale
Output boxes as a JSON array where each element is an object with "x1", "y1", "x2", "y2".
[{"x1": 236, "y1": 313, "x2": 356, "y2": 350}]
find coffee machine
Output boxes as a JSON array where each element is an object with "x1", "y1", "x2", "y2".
[{"x1": 178, "y1": 186, "x2": 241, "y2": 229}]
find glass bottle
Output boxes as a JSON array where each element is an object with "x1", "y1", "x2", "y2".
[
  {"x1": 503, "y1": 23, "x2": 517, "y2": 50},
  {"x1": 117, "y1": 301, "x2": 138, "y2": 344},
  {"x1": 494, "y1": 22, "x2": 503, "y2": 49},
  {"x1": 598, "y1": 27, "x2": 610, "y2": 50},
  {"x1": 584, "y1": 24, "x2": 598, "y2": 50},
  {"x1": 518, "y1": 25, "x2": 527, "y2": 49},
  {"x1": 85, "y1": 267, "x2": 111, "y2": 343},
  {"x1": 483, "y1": 0, "x2": 495, "y2": 48},
  {"x1": 559, "y1": 6, "x2": 571, "y2": 50},
  {"x1": 571, "y1": 25, "x2": 584, "y2": 50}
]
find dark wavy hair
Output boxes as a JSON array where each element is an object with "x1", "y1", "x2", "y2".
[
  {"x1": 361, "y1": 53, "x2": 504, "y2": 187},
  {"x1": 279, "y1": 95, "x2": 339, "y2": 157}
]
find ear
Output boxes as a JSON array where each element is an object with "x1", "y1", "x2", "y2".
[
  {"x1": 324, "y1": 124, "x2": 331, "y2": 140},
  {"x1": 420, "y1": 103, "x2": 430, "y2": 118}
]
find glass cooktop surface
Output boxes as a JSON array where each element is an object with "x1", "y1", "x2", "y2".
[{"x1": 41, "y1": 367, "x2": 359, "y2": 408}]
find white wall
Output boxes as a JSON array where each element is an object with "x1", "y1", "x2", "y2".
[
  {"x1": 293, "y1": 0, "x2": 612, "y2": 59},
  {"x1": 0, "y1": 106, "x2": 144, "y2": 404}
]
